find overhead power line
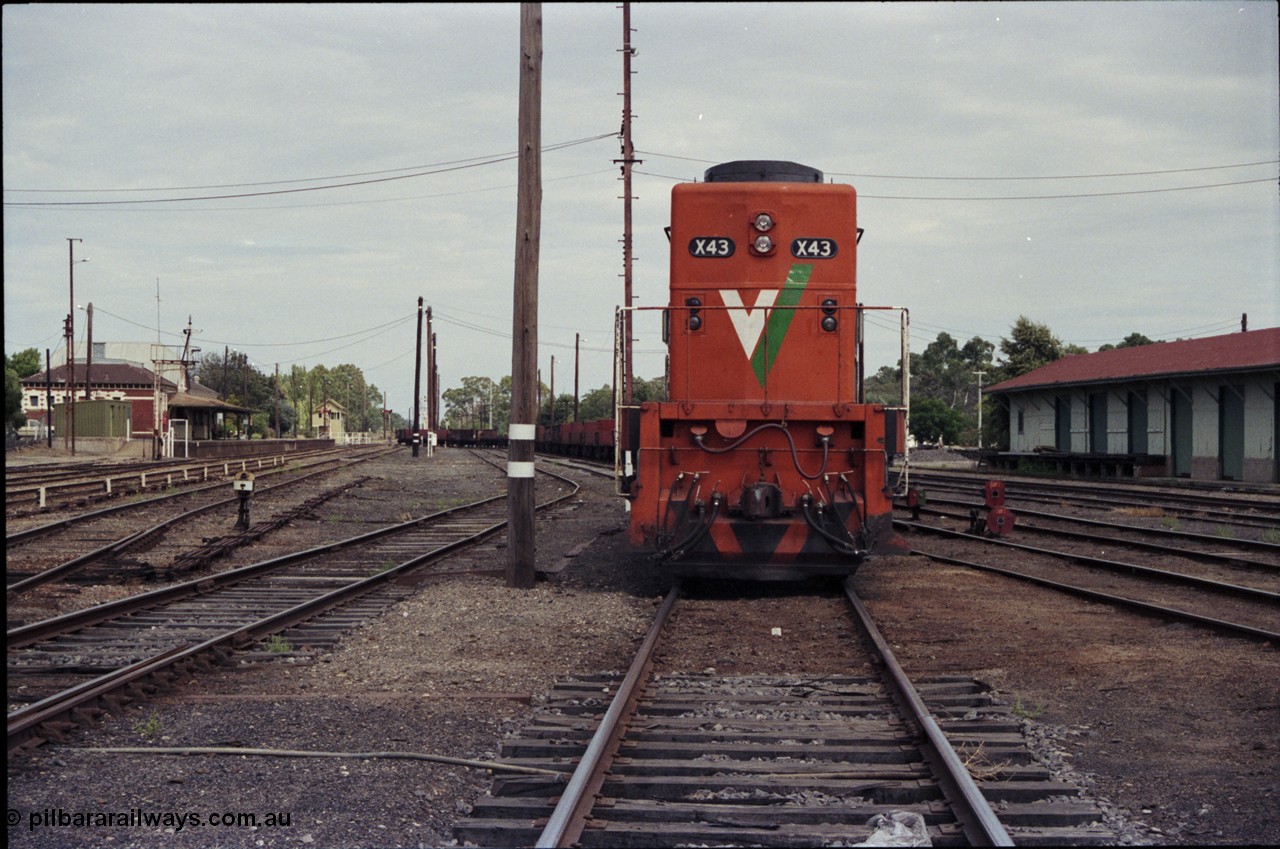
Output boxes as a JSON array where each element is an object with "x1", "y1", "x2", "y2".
[
  {"x1": 4, "y1": 133, "x2": 616, "y2": 207},
  {"x1": 636, "y1": 150, "x2": 1278, "y2": 181}
]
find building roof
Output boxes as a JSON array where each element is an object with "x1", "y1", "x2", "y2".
[
  {"x1": 168, "y1": 391, "x2": 253, "y2": 413},
  {"x1": 21, "y1": 362, "x2": 176, "y2": 390},
  {"x1": 986, "y1": 327, "x2": 1280, "y2": 394}
]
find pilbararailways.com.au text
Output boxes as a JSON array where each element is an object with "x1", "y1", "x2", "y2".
[{"x1": 13, "y1": 807, "x2": 292, "y2": 832}]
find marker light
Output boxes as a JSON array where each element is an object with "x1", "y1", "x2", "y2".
[
  {"x1": 753, "y1": 212, "x2": 774, "y2": 232},
  {"x1": 753, "y1": 235, "x2": 774, "y2": 253},
  {"x1": 686, "y1": 296, "x2": 703, "y2": 331}
]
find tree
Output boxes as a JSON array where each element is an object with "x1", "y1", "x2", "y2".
[
  {"x1": 910, "y1": 397, "x2": 967, "y2": 446},
  {"x1": 578, "y1": 384, "x2": 615, "y2": 421},
  {"x1": 998, "y1": 316, "x2": 1070, "y2": 379},
  {"x1": 8, "y1": 348, "x2": 40, "y2": 379},
  {"x1": 442, "y1": 376, "x2": 506, "y2": 430},
  {"x1": 4, "y1": 359, "x2": 24, "y2": 430},
  {"x1": 1097, "y1": 332, "x2": 1159, "y2": 352}
]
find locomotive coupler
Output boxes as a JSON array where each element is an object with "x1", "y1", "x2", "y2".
[{"x1": 740, "y1": 481, "x2": 783, "y2": 519}]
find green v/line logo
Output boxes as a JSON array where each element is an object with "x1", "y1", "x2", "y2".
[{"x1": 720, "y1": 264, "x2": 813, "y2": 387}]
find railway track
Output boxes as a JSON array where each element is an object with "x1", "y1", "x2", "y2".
[
  {"x1": 456, "y1": 582, "x2": 1117, "y2": 847},
  {"x1": 903, "y1": 470, "x2": 1280, "y2": 535},
  {"x1": 6, "y1": 452, "x2": 391, "y2": 599},
  {"x1": 7, "y1": 455, "x2": 579, "y2": 754},
  {"x1": 5, "y1": 445, "x2": 371, "y2": 519},
  {"x1": 894, "y1": 515, "x2": 1280, "y2": 642}
]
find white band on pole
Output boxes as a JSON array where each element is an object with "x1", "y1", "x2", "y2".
[
  {"x1": 508, "y1": 461, "x2": 536, "y2": 478},
  {"x1": 509, "y1": 423, "x2": 536, "y2": 440}
]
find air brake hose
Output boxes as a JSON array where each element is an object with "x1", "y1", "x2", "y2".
[
  {"x1": 655, "y1": 493, "x2": 723, "y2": 562},
  {"x1": 693, "y1": 424, "x2": 830, "y2": 480},
  {"x1": 799, "y1": 495, "x2": 867, "y2": 557}
]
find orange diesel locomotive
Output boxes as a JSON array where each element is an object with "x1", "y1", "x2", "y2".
[{"x1": 620, "y1": 160, "x2": 908, "y2": 579}]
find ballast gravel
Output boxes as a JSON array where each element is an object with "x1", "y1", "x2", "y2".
[{"x1": 6, "y1": 447, "x2": 1278, "y2": 847}]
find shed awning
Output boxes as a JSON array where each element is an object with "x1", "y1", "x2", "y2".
[{"x1": 168, "y1": 392, "x2": 252, "y2": 414}]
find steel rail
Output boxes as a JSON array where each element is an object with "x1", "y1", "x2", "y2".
[
  {"x1": 906, "y1": 468, "x2": 1280, "y2": 508},
  {"x1": 535, "y1": 584, "x2": 681, "y2": 848},
  {"x1": 896, "y1": 519, "x2": 1280, "y2": 603},
  {"x1": 907, "y1": 499, "x2": 1280, "y2": 562},
  {"x1": 906, "y1": 473, "x2": 1280, "y2": 530},
  {"x1": 841, "y1": 579, "x2": 1015, "y2": 847},
  {"x1": 9, "y1": 469, "x2": 582, "y2": 752},
  {"x1": 909, "y1": 548, "x2": 1280, "y2": 643},
  {"x1": 6, "y1": 461, "x2": 365, "y2": 596},
  {"x1": 5, "y1": 447, "x2": 391, "y2": 546},
  {"x1": 5, "y1": 444, "x2": 383, "y2": 515}
]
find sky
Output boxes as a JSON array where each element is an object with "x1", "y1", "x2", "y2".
[{"x1": 4, "y1": 2, "x2": 1277, "y2": 421}]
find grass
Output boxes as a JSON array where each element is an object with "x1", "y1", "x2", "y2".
[
  {"x1": 134, "y1": 712, "x2": 162, "y2": 737},
  {"x1": 263, "y1": 634, "x2": 293, "y2": 654},
  {"x1": 1214, "y1": 525, "x2": 1236, "y2": 539},
  {"x1": 1159, "y1": 516, "x2": 1181, "y2": 531},
  {"x1": 1010, "y1": 697, "x2": 1044, "y2": 720},
  {"x1": 1263, "y1": 528, "x2": 1280, "y2": 545},
  {"x1": 955, "y1": 741, "x2": 1013, "y2": 781},
  {"x1": 1113, "y1": 506, "x2": 1165, "y2": 518}
]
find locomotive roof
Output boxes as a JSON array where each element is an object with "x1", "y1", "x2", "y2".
[{"x1": 703, "y1": 160, "x2": 823, "y2": 183}]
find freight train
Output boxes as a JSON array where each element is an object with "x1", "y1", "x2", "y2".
[{"x1": 617, "y1": 160, "x2": 909, "y2": 579}]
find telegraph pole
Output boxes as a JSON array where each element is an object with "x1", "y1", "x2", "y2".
[
  {"x1": 574, "y1": 332, "x2": 580, "y2": 422},
  {"x1": 974, "y1": 370, "x2": 987, "y2": 450},
  {"x1": 83, "y1": 303, "x2": 93, "y2": 400},
  {"x1": 45, "y1": 350, "x2": 53, "y2": 448},
  {"x1": 66, "y1": 237, "x2": 83, "y2": 455},
  {"x1": 430, "y1": 331, "x2": 438, "y2": 431},
  {"x1": 425, "y1": 307, "x2": 434, "y2": 431},
  {"x1": 618, "y1": 3, "x2": 638, "y2": 408},
  {"x1": 508, "y1": 2, "x2": 542, "y2": 589},
  {"x1": 413, "y1": 296, "x2": 424, "y2": 458}
]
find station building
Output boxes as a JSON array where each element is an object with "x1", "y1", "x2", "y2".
[{"x1": 984, "y1": 327, "x2": 1279, "y2": 483}]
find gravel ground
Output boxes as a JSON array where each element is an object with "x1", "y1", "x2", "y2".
[{"x1": 7, "y1": 447, "x2": 1278, "y2": 847}]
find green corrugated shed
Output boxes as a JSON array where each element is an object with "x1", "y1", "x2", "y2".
[{"x1": 52, "y1": 400, "x2": 132, "y2": 438}]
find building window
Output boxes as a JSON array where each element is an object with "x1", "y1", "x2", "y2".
[
  {"x1": 1017, "y1": 409, "x2": 1024, "y2": 435},
  {"x1": 30, "y1": 395, "x2": 40, "y2": 407}
]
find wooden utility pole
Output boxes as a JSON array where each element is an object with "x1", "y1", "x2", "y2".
[
  {"x1": 430, "y1": 332, "x2": 438, "y2": 431},
  {"x1": 83, "y1": 303, "x2": 93, "y2": 400},
  {"x1": 507, "y1": 2, "x2": 542, "y2": 589},
  {"x1": 574, "y1": 332, "x2": 580, "y2": 422},
  {"x1": 616, "y1": 3, "x2": 640, "y2": 479},
  {"x1": 619, "y1": 3, "x2": 638, "y2": 407},
  {"x1": 275, "y1": 364, "x2": 281, "y2": 438},
  {"x1": 425, "y1": 307, "x2": 434, "y2": 431},
  {"x1": 413, "y1": 296, "x2": 424, "y2": 458},
  {"x1": 45, "y1": 350, "x2": 53, "y2": 448}
]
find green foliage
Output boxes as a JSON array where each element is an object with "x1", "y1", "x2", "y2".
[
  {"x1": 134, "y1": 712, "x2": 163, "y2": 737},
  {"x1": 4, "y1": 362, "x2": 23, "y2": 430},
  {"x1": 5, "y1": 349, "x2": 43, "y2": 429},
  {"x1": 443, "y1": 375, "x2": 507, "y2": 430},
  {"x1": 264, "y1": 635, "x2": 293, "y2": 653},
  {"x1": 999, "y1": 316, "x2": 1069, "y2": 378},
  {"x1": 1011, "y1": 697, "x2": 1044, "y2": 720},
  {"x1": 909, "y1": 397, "x2": 967, "y2": 446},
  {"x1": 1098, "y1": 332, "x2": 1160, "y2": 352},
  {"x1": 8, "y1": 348, "x2": 41, "y2": 379}
]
